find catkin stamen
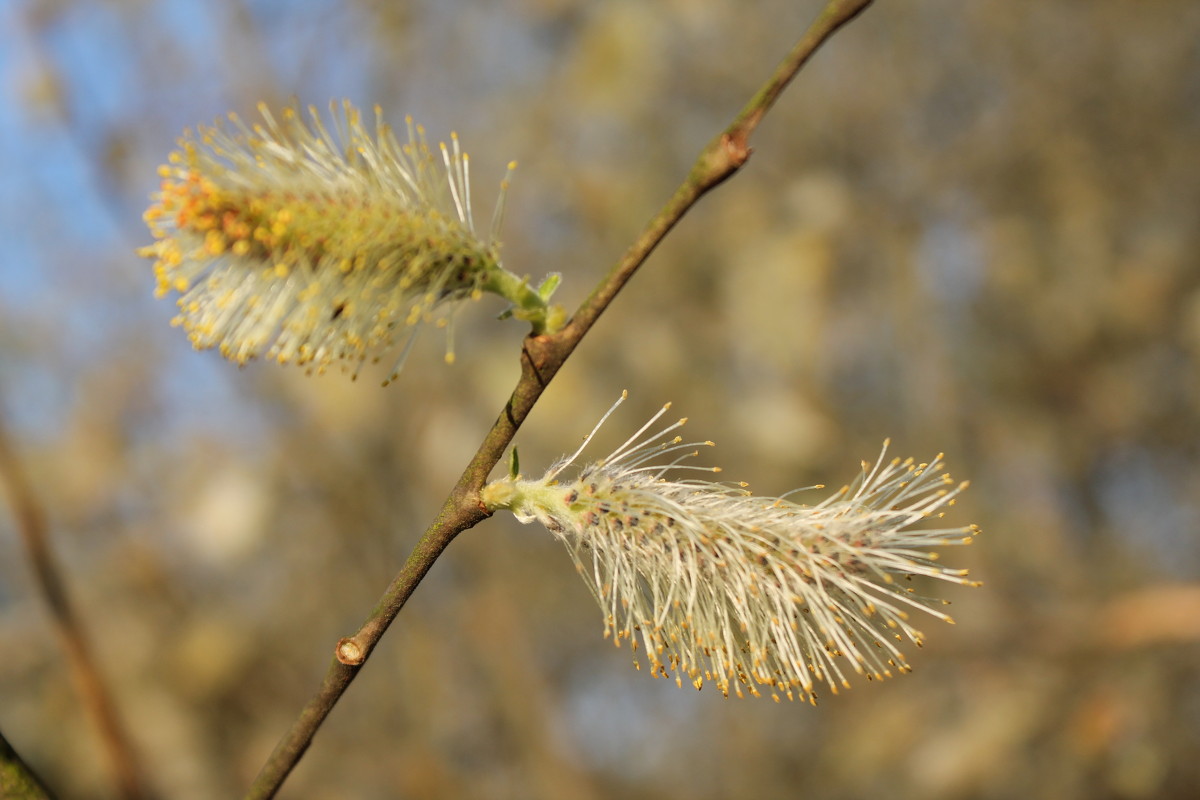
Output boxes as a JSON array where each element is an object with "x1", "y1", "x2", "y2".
[
  {"x1": 139, "y1": 100, "x2": 514, "y2": 379},
  {"x1": 482, "y1": 396, "x2": 980, "y2": 701}
]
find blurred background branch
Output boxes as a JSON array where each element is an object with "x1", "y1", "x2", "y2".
[
  {"x1": 1, "y1": 0, "x2": 1197, "y2": 798},
  {"x1": 0, "y1": 417, "x2": 151, "y2": 799}
]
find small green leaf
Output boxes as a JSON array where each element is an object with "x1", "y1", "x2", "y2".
[{"x1": 537, "y1": 272, "x2": 562, "y2": 301}]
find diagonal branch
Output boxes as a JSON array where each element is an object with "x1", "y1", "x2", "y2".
[
  {"x1": 245, "y1": 1, "x2": 873, "y2": 797},
  {"x1": 0, "y1": 420, "x2": 153, "y2": 800}
]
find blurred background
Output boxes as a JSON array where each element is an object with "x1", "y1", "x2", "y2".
[{"x1": 2, "y1": 0, "x2": 1198, "y2": 797}]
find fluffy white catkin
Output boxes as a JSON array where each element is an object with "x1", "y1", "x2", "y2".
[{"x1": 482, "y1": 393, "x2": 981, "y2": 703}]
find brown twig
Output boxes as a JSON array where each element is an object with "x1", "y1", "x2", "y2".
[
  {"x1": 245, "y1": 1, "x2": 873, "y2": 796},
  {"x1": 0, "y1": 422, "x2": 153, "y2": 799}
]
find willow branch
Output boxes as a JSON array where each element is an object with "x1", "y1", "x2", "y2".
[
  {"x1": 0, "y1": 421, "x2": 152, "y2": 800},
  {"x1": 245, "y1": 2, "x2": 873, "y2": 796}
]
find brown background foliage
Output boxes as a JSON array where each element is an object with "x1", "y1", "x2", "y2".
[{"x1": 1, "y1": 0, "x2": 1198, "y2": 797}]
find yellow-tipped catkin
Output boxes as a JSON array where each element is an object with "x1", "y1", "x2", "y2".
[
  {"x1": 139, "y1": 100, "x2": 514, "y2": 377},
  {"x1": 482, "y1": 394, "x2": 981, "y2": 703}
]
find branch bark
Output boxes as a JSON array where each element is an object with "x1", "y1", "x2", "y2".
[{"x1": 245, "y1": 2, "x2": 873, "y2": 796}]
